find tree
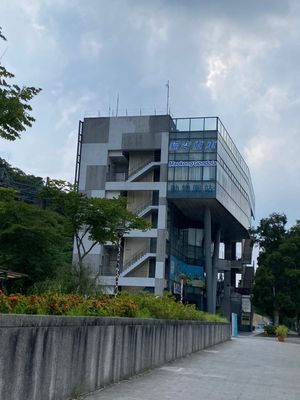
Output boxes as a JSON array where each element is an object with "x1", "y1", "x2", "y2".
[
  {"x1": 0, "y1": 188, "x2": 72, "y2": 292},
  {"x1": 40, "y1": 180, "x2": 150, "y2": 289},
  {"x1": 0, "y1": 157, "x2": 43, "y2": 204},
  {"x1": 0, "y1": 27, "x2": 41, "y2": 140},
  {"x1": 252, "y1": 213, "x2": 300, "y2": 325},
  {"x1": 253, "y1": 212, "x2": 287, "y2": 265}
]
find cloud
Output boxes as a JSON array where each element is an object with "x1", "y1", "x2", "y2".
[
  {"x1": 203, "y1": 28, "x2": 278, "y2": 102},
  {"x1": 80, "y1": 32, "x2": 103, "y2": 59},
  {"x1": 2, "y1": 0, "x2": 300, "y2": 226},
  {"x1": 246, "y1": 86, "x2": 288, "y2": 121},
  {"x1": 19, "y1": 0, "x2": 45, "y2": 32},
  {"x1": 55, "y1": 93, "x2": 95, "y2": 130},
  {"x1": 244, "y1": 135, "x2": 285, "y2": 170},
  {"x1": 57, "y1": 128, "x2": 78, "y2": 182},
  {"x1": 205, "y1": 57, "x2": 227, "y2": 95}
]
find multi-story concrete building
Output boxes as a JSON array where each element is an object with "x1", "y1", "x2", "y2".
[{"x1": 74, "y1": 114, "x2": 255, "y2": 320}]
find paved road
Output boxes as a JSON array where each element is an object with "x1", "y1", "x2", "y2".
[{"x1": 81, "y1": 334, "x2": 300, "y2": 400}]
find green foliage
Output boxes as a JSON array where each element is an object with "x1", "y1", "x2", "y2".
[
  {"x1": 40, "y1": 180, "x2": 150, "y2": 292},
  {"x1": 30, "y1": 263, "x2": 104, "y2": 296},
  {"x1": 0, "y1": 290, "x2": 227, "y2": 322},
  {"x1": 0, "y1": 187, "x2": 17, "y2": 201},
  {"x1": 252, "y1": 212, "x2": 287, "y2": 265},
  {"x1": 253, "y1": 213, "x2": 300, "y2": 324},
  {"x1": 0, "y1": 28, "x2": 41, "y2": 141},
  {"x1": 117, "y1": 292, "x2": 227, "y2": 322},
  {"x1": 264, "y1": 324, "x2": 276, "y2": 336},
  {"x1": 0, "y1": 192, "x2": 72, "y2": 292},
  {"x1": 275, "y1": 325, "x2": 289, "y2": 337},
  {"x1": 0, "y1": 158, "x2": 43, "y2": 187},
  {"x1": 41, "y1": 180, "x2": 150, "y2": 243}
]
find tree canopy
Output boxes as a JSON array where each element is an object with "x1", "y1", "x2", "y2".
[
  {"x1": 0, "y1": 27, "x2": 41, "y2": 140},
  {"x1": 40, "y1": 180, "x2": 150, "y2": 287},
  {"x1": 0, "y1": 188, "x2": 71, "y2": 292},
  {"x1": 252, "y1": 213, "x2": 300, "y2": 326}
]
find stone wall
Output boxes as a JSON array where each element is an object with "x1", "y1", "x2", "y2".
[{"x1": 0, "y1": 315, "x2": 230, "y2": 400}]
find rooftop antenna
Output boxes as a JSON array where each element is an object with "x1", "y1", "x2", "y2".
[
  {"x1": 116, "y1": 93, "x2": 119, "y2": 116},
  {"x1": 166, "y1": 80, "x2": 170, "y2": 115}
]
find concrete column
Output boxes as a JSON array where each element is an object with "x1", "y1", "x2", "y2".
[
  {"x1": 231, "y1": 242, "x2": 236, "y2": 260},
  {"x1": 204, "y1": 206, "x2": 213, "y2": 313},
  {"x1": 212, "y1": 226, "x2": 221, "y2": 313},
  {"x1": 224, "y1": 241, "x2": 231, "y2": 260},
  {"x1": 222, "y1": 270, "x2": 231, "y2": 321}
]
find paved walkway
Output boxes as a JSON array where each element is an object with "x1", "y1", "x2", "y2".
[{"x1": 81, "y1": 334, "x2": 300, "y2": 400}]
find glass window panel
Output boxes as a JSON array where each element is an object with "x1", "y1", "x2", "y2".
[
  {"x1": 204, "y1": 117, "x2": 217, "y2": 131},
  {"x1": 203, "y1": 167, "x2": 216, "y2": 181},
  {"x1": 189, "y1": 167, "x2": 203, "y2": 180},
  {"x1": 189, "y1": 152, "x2": 204, "y2": 161},
  {"x1": 168, "y1": 168, "x2": 174, "y2": 181},
  {"x1": 209, "y1": 167, "x2": 216, "y2": 180},
  {"x1": 176, "y1": 119, "x2": 190, "y2": 131},
  {"x1": 174, "y1": 167, "x2": 188, "y2": 180},
  {"x1": 190, "y1": 118, "x2": 204, "y2": 131},
  {"x1": 204, "y1": 152, "x2": 216, "y2": 160},
  {"x1": 175, "y1": 153, "x2": 189, "y2": 161}
]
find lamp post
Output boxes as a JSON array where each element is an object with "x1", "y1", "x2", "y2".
[{"x1": 114, "y1": 228, "x2": 125, "y2": 298}]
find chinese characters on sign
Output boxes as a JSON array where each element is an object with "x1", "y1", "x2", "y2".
[
  {"x1": 168, "y1": 182, "x2": 215, "y2": 193},
  {"x1": 169, "y1": 139, "x2": 217, "y2": 152}
]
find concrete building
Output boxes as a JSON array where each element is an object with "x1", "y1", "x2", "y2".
[{"x1": 74, "y1": 115, "x2": 255, "y2": 319}]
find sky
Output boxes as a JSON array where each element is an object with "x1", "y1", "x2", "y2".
[{"x1": 1, "y1": 0, "x2": 300, "y2": 228}]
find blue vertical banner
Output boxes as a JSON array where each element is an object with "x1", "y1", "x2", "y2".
[{"x1": 231, "y1": 313, "x2": 238, "y2": 337}]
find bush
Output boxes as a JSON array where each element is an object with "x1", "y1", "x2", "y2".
[
  {"x1": 275, "y1": 325, "x2": 289, "y2": 337},
  {"x1": 264, "y1": 324, "x2": 276, "y2": 336},
  {"x1": 0, "y1": 290, "x2": 227, "y2": 322}
]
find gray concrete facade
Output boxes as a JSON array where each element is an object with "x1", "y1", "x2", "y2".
[
  {"x1": 74, "y1": 114, "x2": 255, "y2": 318},
  {"x1": 75, "y1": 115, "x2": 171, "y2": 294},
  {"x1": 0, "y1": 314, "x2": 230, "y2": 400}
]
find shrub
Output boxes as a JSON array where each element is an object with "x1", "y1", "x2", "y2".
[
  {"x1": 0, "y1": 290, "x2": 11, "y2": 313},
  {"x1": 264, "y1": 324, "x2": 276, "y2": 336},
  {"x1": 275, "y1": 325, "x2": 289, "y2": 337},
  {"x1": 0, "y1": 290, "x2": 227, "y2": 322}
]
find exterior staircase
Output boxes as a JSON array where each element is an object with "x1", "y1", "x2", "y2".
[
  {"x1": 132, "y1": 201, "x2": 158, "y2": 217},
  {"x1": 127, "y1": 159, "x2": 160, "y2": 182},
  {"x1": 121, "y1": 247, "x2": 156, "y2": 277}
]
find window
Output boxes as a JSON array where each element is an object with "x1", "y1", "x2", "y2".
[
  {"x1": 189, "y1": 167, "x2": 202, "y2": 181},
  {"x1": 203, "y1": 167, "x2": 216, "y2": 181},
  {"x1": 174, "y1": 167, "x2": 188, "y2": 181}
]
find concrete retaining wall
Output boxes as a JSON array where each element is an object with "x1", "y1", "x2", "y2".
[{"x1": 0, "y1": 315, "x2": 230, "y2": 400}]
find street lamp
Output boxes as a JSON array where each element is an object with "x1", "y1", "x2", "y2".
[{"x1": 114, "y1": 227, "x2": 126, "y2": 298}]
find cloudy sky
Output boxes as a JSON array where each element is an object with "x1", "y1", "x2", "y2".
[{"x1": 1, "y1": 0, "x2": 300, "y2": 228}]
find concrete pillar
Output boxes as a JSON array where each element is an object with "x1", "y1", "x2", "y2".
[
  {"x1": 224, "y1": 241, "x2": 231, "y2": 260},
  {"x1": 212, "y1": 227, "x2": 221, "y2": 313},
  {"x1": 223, "y1": 270, "x2": 231, "y2": 321},
  {"x1": 204, "y1": 206, "x2": 213, "y2": 313},
  {"x1": 231, "y1": 242, "x2": 236, "y2": 260}
]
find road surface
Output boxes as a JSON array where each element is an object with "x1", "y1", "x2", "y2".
[{"x1": 81, "y1": 334, "x2": 300, "y2": 400}]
